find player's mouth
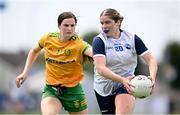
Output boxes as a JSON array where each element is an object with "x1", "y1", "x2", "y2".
[
  {"x1": 103, "y1": 29, "x2": 110, "y2": 33},
  {"x1": 67, "y1": 32, "x2": 72, "y2": 34}
]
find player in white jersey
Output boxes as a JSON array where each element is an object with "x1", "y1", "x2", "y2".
[{"x1": 92, "y1": 8, "x2": 158, "y2": 114}]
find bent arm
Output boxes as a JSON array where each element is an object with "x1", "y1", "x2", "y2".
[
  {"x1": 142, "y1": 52, "x2": 158, "y2": 81},
  {"x1": 22, "y1": 44, "x2": 42, "y2": 75},
  {"x1": 16, "y1": 43, "x2": 42, "y2": 88},
  {"x1": 84, "y1": 47, "x2": 93, "y2": 57},
  {"x1": 93, "y1": 56, "x2": 125, "y2": 83}
]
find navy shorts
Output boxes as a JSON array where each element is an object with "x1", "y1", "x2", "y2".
[{"x1": 95, "y1": 85, "x2": 129, "y2": 114}]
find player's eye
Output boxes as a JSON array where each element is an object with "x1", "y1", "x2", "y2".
[
  {"x1": 64, "y1": 24, "x2": 69, "y2": 27},
  {"x1": 104, "y1": 20, "x2": 111, "y2": 24},
  {"x1": 71, "y1": 24, "x2": 75, "y2": 27},
  {"x1": 100, "y1": 20, "x2": 111, "y2": 25},
  {"x1": 63, "y1": 24, "x2": 75, "y2": 27}
]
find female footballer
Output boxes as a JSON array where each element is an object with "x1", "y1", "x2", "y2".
[
  {"x1": 92, "y1": 8, "x2": 158, "y2": 114},
  {"x1": 15, "y1": 12, "x2": 92, "y2": 114}
]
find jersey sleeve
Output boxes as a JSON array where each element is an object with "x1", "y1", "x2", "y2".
[
  {"x1": 135, "y1": 35, "x2": 148, "y2": 56},
  {"x1": 82, "y1": 40, "x2": 91, "y2": 54},
  {"x1": 92, "y1": 37, "x2": 106, "y2": 56},
  {"x1": 38, "y1": 33, "x2": 48, "y2": 48}
]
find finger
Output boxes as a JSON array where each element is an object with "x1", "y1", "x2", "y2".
[
  {"x1": 125, "y1": 87, "x2": 132, "y2": 94},
  {"x1": 150, "y1": 87, "x2": 154, "y2": 95},
  {"x1": 126, "y1": 85, "x2": 134, "y2": 94},
  {"x1": 149, "y1": 81, "x2": 155, "y2": 88},
  {"x1": 147, "y1": 75, "x2": 152, "y2": 79},
  {"x1": 129, "y1": 88, "x2": 134, "y2": 94},
  {"x1": 129, "y1": 83, "x2": 135, "y2": 88},
  {"x1": 126, "y1": 89, "x2": 131, "y2": 94},
  {"x1": 16, "y1": 77, "x2": 24, "y2": 88},
  {"x1": 150, "y1": 82, "x2": 156, "y2": 94},
  {"x1": 20, "y1": 79, "x2": 24, "y2": 85},
  {"x1": 128, "y1": 89, "x2": 134, "y2": 95},
  {"x1": 129, "y1": 76, "x2": 135, "y2": 80},
  {"x1": 15, "y1": 78, "x2": 20, "y2": 88}
]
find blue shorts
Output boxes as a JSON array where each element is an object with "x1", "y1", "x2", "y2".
[{"x1": 95, "y1": 85, "x2": 129, "y2": 114}]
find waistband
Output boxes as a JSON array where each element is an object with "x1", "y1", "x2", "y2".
[{"x1": 46, "y1": 84, "x2": 66, "y2": 88}]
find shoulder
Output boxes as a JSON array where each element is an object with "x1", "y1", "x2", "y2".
[
  {"x1": 93, "y1": 33, "x2": 107, "y2": 44},
  {"x1": 134, "y1": 34, "x2": 148, "y2": 55},
  {"x1": 92, "y1": 36, "x2": 104, "y2": 45},
  {"x1": 39, "y1": 32, "x2": 59, "y2": 43},
  {"x1": 41, "y1": 32, "x2": 59, "y2": 41},
  {"x1": 92, "y1": 35, "x2": 106, "y2": 55},
  {"x1": 69, "y1": 34, "x2": 81, "y2": 41},
  {"x1": 122, "y1": 30, "x2": 135, "y2": 40},
  {"x1": 47, "y1": 32, "x2": 59, "y2": 37},
  {"x1": 69, "y1": 34, "x2": 88, "y2": 47}
]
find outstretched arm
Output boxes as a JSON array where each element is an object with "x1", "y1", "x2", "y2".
[{"x1": 15, "y1": 44, "x2": 42, "y2": 88}]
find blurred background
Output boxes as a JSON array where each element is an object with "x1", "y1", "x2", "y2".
[{"x1": 0, "y1": 0, "x2": 180, "y2": 114}]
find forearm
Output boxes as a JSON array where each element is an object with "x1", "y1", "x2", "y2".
[
  {"x1": 149, "y1": 59, "x2": 158, "y2": 80},
  {"x1": 22, "y1": 48, "x2": 40, "y2": 75},
  {"x1": 143, "y1": 52, "x2": 158, "y2": 80},
  {"x1": 84, "y1": 47, "x2": 92, "y2": 57},
  {"x1": 96, "y1": 66, "x2": 124, "y2": 83}
]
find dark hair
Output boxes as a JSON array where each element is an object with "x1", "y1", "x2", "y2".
[
  {"x1": 57, "y1": 12, "x2": 77, "y2": 26},
  {"x1": 100, "y1": 8, "x2": 124, "y2": 22}
]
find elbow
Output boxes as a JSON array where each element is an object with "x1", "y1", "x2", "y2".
[
  {"x1": 31, "y1": 47, "x2": 40, "y2": 54},
  {"x1": 96, "y1": 66, "x2": 105, "y2": 75}
]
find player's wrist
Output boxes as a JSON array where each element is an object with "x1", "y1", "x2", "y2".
[{"x1": 120, "y1": 77, "x2": 126, "y2": 84}]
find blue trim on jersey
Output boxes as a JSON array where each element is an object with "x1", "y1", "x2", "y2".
[
  {"x1": 92, "y1": 34, "x2": 148, "y2": 56},
  {"x1": 135, "y1": 35, "x2": 148, "y2": 55},
  {"x1": 92, "y1": 37, "x2": 106, "y2": 56}
]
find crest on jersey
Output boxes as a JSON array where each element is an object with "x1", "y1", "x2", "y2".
[
  {"x1": 73, "y1": 100, "x2": 80, "y2": 108},
  {"x1": 64, "y1": 49, "x2": 71, "y2": 56},
  {"x1": 125, "y1": 43, "x2": 131, "y2": 49}
]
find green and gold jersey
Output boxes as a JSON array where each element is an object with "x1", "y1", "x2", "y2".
[{"x1": 39, "y1": 32, "x2": 90, "y2": 87}]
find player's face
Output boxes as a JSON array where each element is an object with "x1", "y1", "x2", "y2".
[
  {"x1": 100, "y1": 15, "x2": 120, "y2": 37},
  {"x1": 58, "y1": 18, "x2": 76, "y2": 38}
]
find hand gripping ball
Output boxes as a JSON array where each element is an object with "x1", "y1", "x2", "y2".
[{"x1": 130, "y1": 75, "x2": 152, "y2": 98}]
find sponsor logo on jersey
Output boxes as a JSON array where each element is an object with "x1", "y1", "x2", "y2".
[
  {"x1": 46, "y1": 58, "x2": 75, "y2": 64},
  {"x1": 106, "y1": 46, "x2": 113, "y2": 50}
]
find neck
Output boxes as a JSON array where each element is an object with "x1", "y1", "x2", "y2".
[
  {"x1": 109, "y1": 29, "x2": 121, "y2": 39},
  {"x1": 114, "y1": 30, "x2": 121, "y2": 39},
  {"x1": 59, "y1": 34, "x2": 68, "y2": 41}
]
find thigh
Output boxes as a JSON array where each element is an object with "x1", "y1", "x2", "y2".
[
  {"x1": 41, "y1": 85, "x2": 62, "y2": 114},
  {"x1": 115, "y1": 94, "x2": 135, "y2": 114},
  {"x1": 41, "y1": 97, "x2": 62, "y2": 114},
  {"x1": 61, "y1": 84, "x2": 88, "y2": 113},
  {"x1": 95, "y1": 91, "x2": 115, "y2": 114}
]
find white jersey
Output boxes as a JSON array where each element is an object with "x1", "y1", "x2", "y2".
[{"x1": 92, "y1": 30, "x2": 148, "y2": 96}]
